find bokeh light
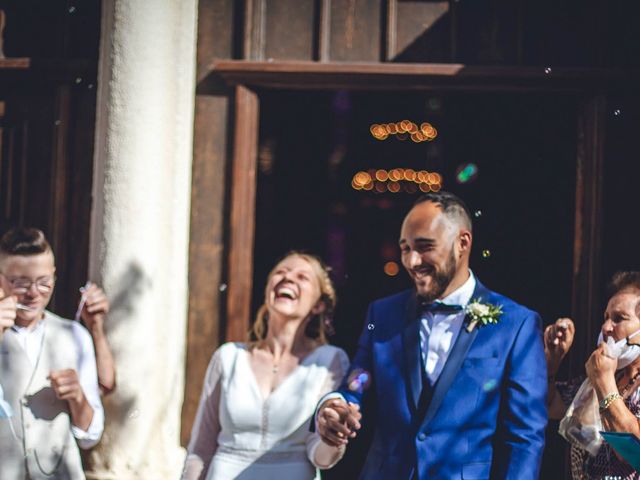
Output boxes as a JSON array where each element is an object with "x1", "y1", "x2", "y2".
[
  {"x1": 482, "y1": 379, "x2": 498, "y2": 392},
  {"x1": 387, "y1": 182, "x2": 401, "y2": 193},
  {"x1": 352, "y1": 168, "x2": 443, "y2": 193},
  {"x1": 347, "y1": 368, "x2": 373, "y2": 394},
  {"x1": 370, "y1": 120, "x2": 438, "y2": 142},
  {"x1": 455, "y1": 163, "x2": 479, "y2": 184},
  {"x1": 384, "y1": 261, "x2": 400, "y2": 276}
]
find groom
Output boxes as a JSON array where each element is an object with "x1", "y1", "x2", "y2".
[{"x1": 317, "y1": 192, "x2": 547, "y2": 479}]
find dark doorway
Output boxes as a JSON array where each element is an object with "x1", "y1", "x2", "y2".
[
  {"x1": 253, "y1": 89, "x2": 577, "y2": 337},
  {"x1": 252, "y1": 89, "x2": 577, "y2": 477}
]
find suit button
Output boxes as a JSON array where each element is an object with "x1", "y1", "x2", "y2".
[{"x1": 417, "y1": 432, "x2": 426, "y2": 441}]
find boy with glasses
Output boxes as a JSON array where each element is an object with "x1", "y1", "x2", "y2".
[{"x1": 0, "y1": 227, "x2": 109, "y2": 479}]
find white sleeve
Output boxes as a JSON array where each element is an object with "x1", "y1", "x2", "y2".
[
  {"x1": 181, "y1": 346, "x2": 225, "y2": 480},
  {"x1": 307, "y1": 348, "x2": 349, "y2": 469},
  {"x1": 71, "y1": 322, "x2": 104, "y2": 449}
]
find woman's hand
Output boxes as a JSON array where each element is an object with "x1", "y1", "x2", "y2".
[
  {"x1": 586, "y1": 342, "x2": 618, "y2": 393},
  {"x1": 544, "y1": 318, "x2": 575, "y2": 375}
]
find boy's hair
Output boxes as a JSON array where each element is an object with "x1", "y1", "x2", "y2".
[{"x1": 0, "y1": 227, "x2": 52, "y2": 257}]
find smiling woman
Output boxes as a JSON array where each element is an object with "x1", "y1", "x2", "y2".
[
  {"x1": 182, "y1": 252, "x2": 349, "y2": 480},
  {"x1": 251, "y1": 252, "x2": 336, "y2": 346}
]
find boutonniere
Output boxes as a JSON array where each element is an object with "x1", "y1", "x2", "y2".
[{"x1": 465, "y1": 299, "x2": 503, "y2": 332}]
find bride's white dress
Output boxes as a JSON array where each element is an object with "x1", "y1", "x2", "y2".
[{"x1": 182, "y1": 342, "x2": 349, "y2": 480}]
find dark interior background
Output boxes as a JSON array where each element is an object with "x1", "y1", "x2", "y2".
[
  {"x1": 253, "y1": 88, "x2": 578, "y2": 477},
  {"x1": 254, "y1": 89, "x2": 577, "y2": 344}
]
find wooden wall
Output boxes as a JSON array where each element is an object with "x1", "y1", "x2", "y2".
[{"x1": 0, "y1": 1, "x2": 100, "y2": 318}]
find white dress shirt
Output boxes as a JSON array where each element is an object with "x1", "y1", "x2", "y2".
[
  {"x1": 315, "y1": 272, "x2": 477, "y2": 424},
  {"x1": 419, "y1": 272, "x2": 476, "y2": 385},
  {"x1": 7, "y1": 311, "x2": 104, "y2": 448}
]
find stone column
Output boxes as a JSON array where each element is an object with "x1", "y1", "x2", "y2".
[{"x1": 86, "y1": 0, "x2": 197, "y2": 478}]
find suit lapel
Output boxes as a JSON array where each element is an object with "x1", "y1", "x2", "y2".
[
  {"x1": 402, "y1": 293, "x2": 422, "y2": 411},
  {"x1": 419, "y1": 280, "x2": 491, "y2": 428}
]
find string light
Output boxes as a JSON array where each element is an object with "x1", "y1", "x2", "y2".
[
  {"x1": 370, "y1": 120, "x2": 438, "y2": 143},
  {"x1": 351, "y1": 169, "x2": 443, "y2": 193}
]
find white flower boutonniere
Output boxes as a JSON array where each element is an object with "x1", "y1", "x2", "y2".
[{"x1": 465, "y1": 299, "x2": 503, "y2": 332}]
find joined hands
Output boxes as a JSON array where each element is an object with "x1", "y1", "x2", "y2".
[{"x1": 317, "y1": 398, "x2": 362, "y2": 447}]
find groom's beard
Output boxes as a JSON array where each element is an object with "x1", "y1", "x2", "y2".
[{"x1": 418, "y1": 248, "x2": 457, "y2": 303}]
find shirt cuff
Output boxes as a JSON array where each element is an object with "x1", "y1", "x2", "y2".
[
  {"x1": 314, "y1": 392, "x2": 346, "y2": 430},
  {"x1": 71, "y1": 405, "x2": 104, "y2": 449}
]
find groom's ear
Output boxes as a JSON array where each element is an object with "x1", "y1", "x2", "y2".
[{"x1": 458, "y1": 230, "x2": 472, "y2": 254}]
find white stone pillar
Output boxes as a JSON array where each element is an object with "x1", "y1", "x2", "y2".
[{"x1": 87, "y1": 0, "x2": 197, "y2": 478}]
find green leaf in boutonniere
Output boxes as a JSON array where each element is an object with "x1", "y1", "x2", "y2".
[{"x1": 465, "y1": 299, "x2": 503, "y2": 333}]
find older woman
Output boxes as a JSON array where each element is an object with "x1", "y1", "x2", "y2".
[
  {"x1": 182, "y1": 252, "x2": 349, "y2": 480},
  {"x1": 546, "y1": 271, "x2": 640, "y2": 479}
]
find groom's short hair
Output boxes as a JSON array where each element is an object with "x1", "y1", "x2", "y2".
[{"x1": 414, "y1": 191, "x2": 473, "y2": 232}]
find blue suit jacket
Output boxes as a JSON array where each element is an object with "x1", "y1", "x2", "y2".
[{"x1": 340, "y1": 280, "x2": 548, "y2": 480}]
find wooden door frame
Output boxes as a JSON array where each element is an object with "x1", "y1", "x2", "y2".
[{"x1": 210, "y1": 60, "x2": 624, "y2": 344}]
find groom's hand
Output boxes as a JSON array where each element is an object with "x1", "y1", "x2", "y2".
[{"x1": 317, "y1": 398, "x2": 361, "y2": 447}]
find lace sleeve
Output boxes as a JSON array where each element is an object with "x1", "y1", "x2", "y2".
[
  {"x1": 556, "y1": 375, "x2": 586, "y2": 407},
  {"x1": 307, "y1": 347, "x2": 350, "y2": 470},
  {"x1": 181, "y1": 347, "x2": 225, "y2": 480}
]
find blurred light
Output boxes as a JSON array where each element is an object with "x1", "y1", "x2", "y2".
[
  {"x1": 388, "y1": 182, "x2": 401, "y2": 193},
  {"x1": 354, "y1": 171, "x2": 372, "y2": 186},
  {"x1": 351, "y1": 168, "x2": 444, "y2": 193},
  {"x1": 369, "y1": 120, "x2": 438, "y2": 142},
  {"x1": 384, "y1": 262, "x2": 400, "y2": 276},
  {"x1": 347, "y1": 368, "x2": 372, "y2": 393},
  {"x1": 375, "y1": 169, "x2": 389, "y2": 181},
  {"x1": 482, "y1": 379, "x2": 498, "y2": 392},
  {"x1": 403, "y1": 169, "x2": 416, "y2": 181},
  {"x1": 455, "y1": 163, "x2": 479, "y2": 184}
]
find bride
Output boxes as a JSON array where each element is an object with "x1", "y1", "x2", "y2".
[{"x1": 182, "y1": 252, "x2": 349, "y2": 479}]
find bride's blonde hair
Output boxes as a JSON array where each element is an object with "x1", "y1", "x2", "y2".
[{"x1": 250, "y1": 252, "x2": 336, "y2": 345}]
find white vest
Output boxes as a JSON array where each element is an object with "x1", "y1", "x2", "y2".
[{"x1": 0, "y1": 313, "x2": 86, "y2": 479}]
